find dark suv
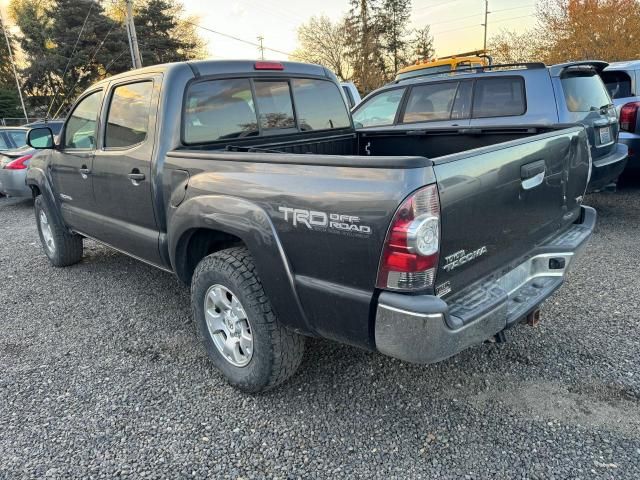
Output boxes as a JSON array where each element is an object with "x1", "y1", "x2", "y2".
[{"x1": 352, "y1": 61, "x2": 628, "y2": 192}]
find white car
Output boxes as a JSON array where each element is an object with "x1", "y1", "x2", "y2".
[{"x1": 340, "y1": 82, "x2": 362, "y2": 109}]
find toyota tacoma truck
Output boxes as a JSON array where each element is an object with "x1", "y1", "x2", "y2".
[{"x1": 25, "y1": 60, "x2": 596, "y2": 392}]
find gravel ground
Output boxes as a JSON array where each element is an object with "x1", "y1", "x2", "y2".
[{"x1": 1, "y1": 185, "x2": 639, "y2": 480}]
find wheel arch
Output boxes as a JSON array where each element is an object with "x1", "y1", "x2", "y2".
[{"x1": 168, "y1": 195, "x2": 313, "y2": 335}]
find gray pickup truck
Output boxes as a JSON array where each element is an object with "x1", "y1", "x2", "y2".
[{"x1": 25, "y1": 60, "x2": 595, "y2": 392}]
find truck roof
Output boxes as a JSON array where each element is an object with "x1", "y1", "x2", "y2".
[{"x1": 94, "y1": 59, "x2": 333, "y2": 87}]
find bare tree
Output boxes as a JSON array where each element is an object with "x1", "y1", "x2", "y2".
[{"x1": 291, "y1": 16, "x2": 352, "y2": 81}]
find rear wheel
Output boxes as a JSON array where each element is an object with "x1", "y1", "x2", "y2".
[
  {"x1": 35, "y1": 196, "x2": 83, "y2": 267},
  {"x1": 191, "y1": 247, "x2": 305, "y2": 393}
]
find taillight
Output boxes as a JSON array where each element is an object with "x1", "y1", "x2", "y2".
[
  {"x1": 254, "y1": 61, "x2": 284, "y2": 70},
  {"x1": 619, "y1": 101, "x2": 640, "y2": 132},
  {"x1": 377, "y1": 184, "x2": 440, "y2": 291},
  {"x1": 4, "y1": 154, "x2": 33, "y2": 170}
]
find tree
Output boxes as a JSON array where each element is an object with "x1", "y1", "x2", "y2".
[
  {"x1": 345, "y1": 0, "x2": 386, "y2": 94},
  {"x1": 11, "y1": 0, "x2": 129, "y2": 117},
  {"x1": 108, "y1": 0, "x2": 206, "y2": 65},
  {"x1": 291, "y1": 16, "x2": 352, "y2": 81},
  {"x1": 488, "y1": 29, "x2": 540, "y2": 64},
  {"x1": 410, "y1": 26, "x2": 434, "y2": 63},
  {"x1": 0, "y1": 19, "x2": 22, "y2": 118},
  {"x1": 379, "y1": 0, "x2": 411, "y2": 74},
  {"x1": 536, "y1": 0, "x2": 640, "y2": 64}
]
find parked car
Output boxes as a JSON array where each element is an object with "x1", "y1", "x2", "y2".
[
  {"x1": 600, "y1": 61, "x2": 640, "y2": 175},
  {"x1": 26, "y1": 60, "x2": 595, "y2": 392},
  {"x1": 0, "y1": 127, "x2": 29, "y2": 151},
  {"x1": 353, "y1": 60, "x2": 627, "y2": 192},
  {"x1": 0, "y1": 146, "x2": 35, "y2": 197},
  {"x1": 340, "y1": 81, "x2": 362, "y2": 108}
]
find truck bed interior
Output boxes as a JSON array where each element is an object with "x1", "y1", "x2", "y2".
[{"x1": 176, "y1": 125, "x2": 562, "y2": 162}]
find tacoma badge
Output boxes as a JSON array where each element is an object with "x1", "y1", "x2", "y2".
[{"x1": 443, "y1": 246, "x2": 488, "y2": 272}]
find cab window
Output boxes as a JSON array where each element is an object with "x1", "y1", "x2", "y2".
[
  {"x1": 64, "y1": 90, "x2": 102, "y2": 149},
  {"x1": 105, "y1": 82, "x2": 153, "y2": 148},
  {"x1": 293, "y1": 79, "x2": 351, "y2": 130},
  {"x1": 352, "y1": 88, "x2": 405, "y2": 127},
  {"x1": 184, "y1": 79, "x2": 258, "y2": 144}
]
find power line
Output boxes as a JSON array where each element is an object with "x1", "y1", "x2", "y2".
[
  {"x1": 184, "y1": 20, "x2": 294, "y2": 57},
  {"x1": 414, "y1": 0, "x2": 465, "y2": 12},
  {"x1": 46, "y1": 2, "x2": 94, "y2": 117}
]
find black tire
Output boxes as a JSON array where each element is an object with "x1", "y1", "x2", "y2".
[
  {"x1": 191, "y1": 247, "x2": 305, "y2": 393},
  {"x1": 34, "y1": 195, "x2": 83, "y2": 267}
]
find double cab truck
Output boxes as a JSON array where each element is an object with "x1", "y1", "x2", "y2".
[{"x1": 26, "y1": 60, "x2": 596, "y2": 392}]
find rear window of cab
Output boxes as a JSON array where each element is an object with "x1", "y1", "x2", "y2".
[{"x1": 183, "y1": 77, "x2": 351, "y2": 144}]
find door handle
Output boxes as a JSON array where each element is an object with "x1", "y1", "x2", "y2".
[
  {"x1": 79, "y1": 166, "x2": 91, "y2": 179},
  {"x1": 128, "y1": 170, "x2": 145, "y2": 185},
  {"x1": 521, "y1": 160, "x2": 546, "y2": 190}
]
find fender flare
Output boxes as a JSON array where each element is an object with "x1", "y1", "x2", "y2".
[
  {"x1": 168, "y1": 195, "x2": 313, "y2": 335},
  {"x1": 25, "y1": 166, "x2": 66, "y2": 228}
]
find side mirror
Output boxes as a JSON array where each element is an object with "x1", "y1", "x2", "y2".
[{"x1": 27, "y1": 127, "x2": 55, "y2": 149}]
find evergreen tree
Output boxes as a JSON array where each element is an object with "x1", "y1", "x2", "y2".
[
  {"x1": 379, "y1": 0, "x2": 411, "y2": 75},
  {"x1": 345, "y1": 0, "x2": 386, "y2": 94},
  {"x1": 134, "y1": 0, "x2": 203, "y2": 65},
  {"x1": 0, "y1": 19, "x2": 22, "y2": 118},
  {"x1": 12, "y1": 0, "x2": 129, "y2": 116},
  {"x1": 411, "y1": 26, "x2": 435, "y2": 62}
]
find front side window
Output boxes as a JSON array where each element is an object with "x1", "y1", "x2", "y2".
[
  {"x1": 401, "y1": 82, "x2": 460, "y2": 123},
  {"x1": 472, "y1": 77, "x2": 526, "y2": 118},
  {"x1": 561, "y1": 71, "x2": 612, "y2": 112},
  {"x1": 64, "y1": 90, "x2": 102, "y2": 149},
  {"x1": 353, "y1": 88, "x2": 405, "y2": 127},
  {"x1": 105, "y1": 82, "x2": 153, "y2": 148},
  {"x1": 293, "y1": 78, "x2": 351, "y2": 130},
  {"x1": 184, "y1": 79, "x2": 258, "y2": 144},
  {"x1": 254, "y1": 81, "x2": 295, "y2": 130}
]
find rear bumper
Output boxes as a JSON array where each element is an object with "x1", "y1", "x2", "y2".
[
  {"x1": 587, "y1": 143, "x2": 628, "y2": 191},
  {"x1": 0, "y1": 169, "x2": 30, "y2": 197},
  {"x1": 374, "y1": 206, "x2": 596, "y2": 364}
]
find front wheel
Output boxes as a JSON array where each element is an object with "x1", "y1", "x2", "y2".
[
  {"x1": 35, "y1": 196, "x2": 83, "y2": 267},
  {"x1": 191, "y1": 247, "x2": 305, "y2": 393}
]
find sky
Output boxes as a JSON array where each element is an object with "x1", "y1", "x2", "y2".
[{"x1": 182, "y1": 0, "x2": 538, "y2": 61}]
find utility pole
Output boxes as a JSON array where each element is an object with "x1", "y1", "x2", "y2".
[
  {"x1": 481, "y1": 0, "x2": 489, "y2": 51},
  {"x1": 125, "y1": 0, "x2": 143, "y2": 69},
  {"x1": 257, "y1": 35, "x2": 265, "y2": 60},
  {"x1": 0, "y1": 11, "x2": 28, "y2": 122}
]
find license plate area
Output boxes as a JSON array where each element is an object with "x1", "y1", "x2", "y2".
[{"x1": 598, "y1": 126, "x2": 612, "y2": 145}]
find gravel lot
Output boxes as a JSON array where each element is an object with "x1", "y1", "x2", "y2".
[{"x1": 1, "y1": 185, "x2": 639, "y2": 480}]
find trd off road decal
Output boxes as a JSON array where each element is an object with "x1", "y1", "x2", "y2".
[{"x1": 279, "y1": 206, "x2": 372, "y2": 236}]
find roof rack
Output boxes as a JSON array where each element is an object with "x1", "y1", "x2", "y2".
[{"x1": 394, "y1": 62, "x2": 547, "y2": 84}]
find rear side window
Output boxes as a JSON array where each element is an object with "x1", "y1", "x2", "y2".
[
  {"x1": 105, "y1": 82, "x2": 153, "y2": 148},
  {"x1": 600, "y1": 70, "x2": 633, "y2": 99},
  {"x1": 472, "y1": 77, "x2": 526, "y2": 118},
  {"x1": 561, "y1": 71, "x2": 611, "y2": 112},
  {"x1": 353, "y1": 88, "x2": 405, "y2": 127},
  {"x1": 293, "y1": 79, "x2": 351, "y2": 130},
  {"x1": 184, "y1": 79, "x2": 258, "y2": 143},
  {"x1": 254, "y1": 81, "x2": 295, "y2": 130},
  {"x1": 402, "y1": 82, "x2": 459, "y2": 123},
  {"x1": 7, "y1": 130, "x2": 26, "y2": 147}
]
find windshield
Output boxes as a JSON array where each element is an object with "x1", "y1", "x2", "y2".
[
  {"x1": 561, "y1": 71, "x2": 612, "y2": 112},
  {"x1": 396, "y1": 65, "x2": 452, "y2": 81}
]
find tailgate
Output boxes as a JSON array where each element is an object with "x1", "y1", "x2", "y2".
[{"x1": 433, "y1": 126, "x2": 590, "y2": 297}]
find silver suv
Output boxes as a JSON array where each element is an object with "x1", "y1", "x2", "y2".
[
  {"x1": 353, "y1": 61, "x2": 628, "y2": 192},
  {"x1": 600, "y1": 61, "x2": 640, "y2": 176}
]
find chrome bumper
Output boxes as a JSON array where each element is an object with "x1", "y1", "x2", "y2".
[{"x1": 374, "y1": 206, "x2": 596, "y2": 364}]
